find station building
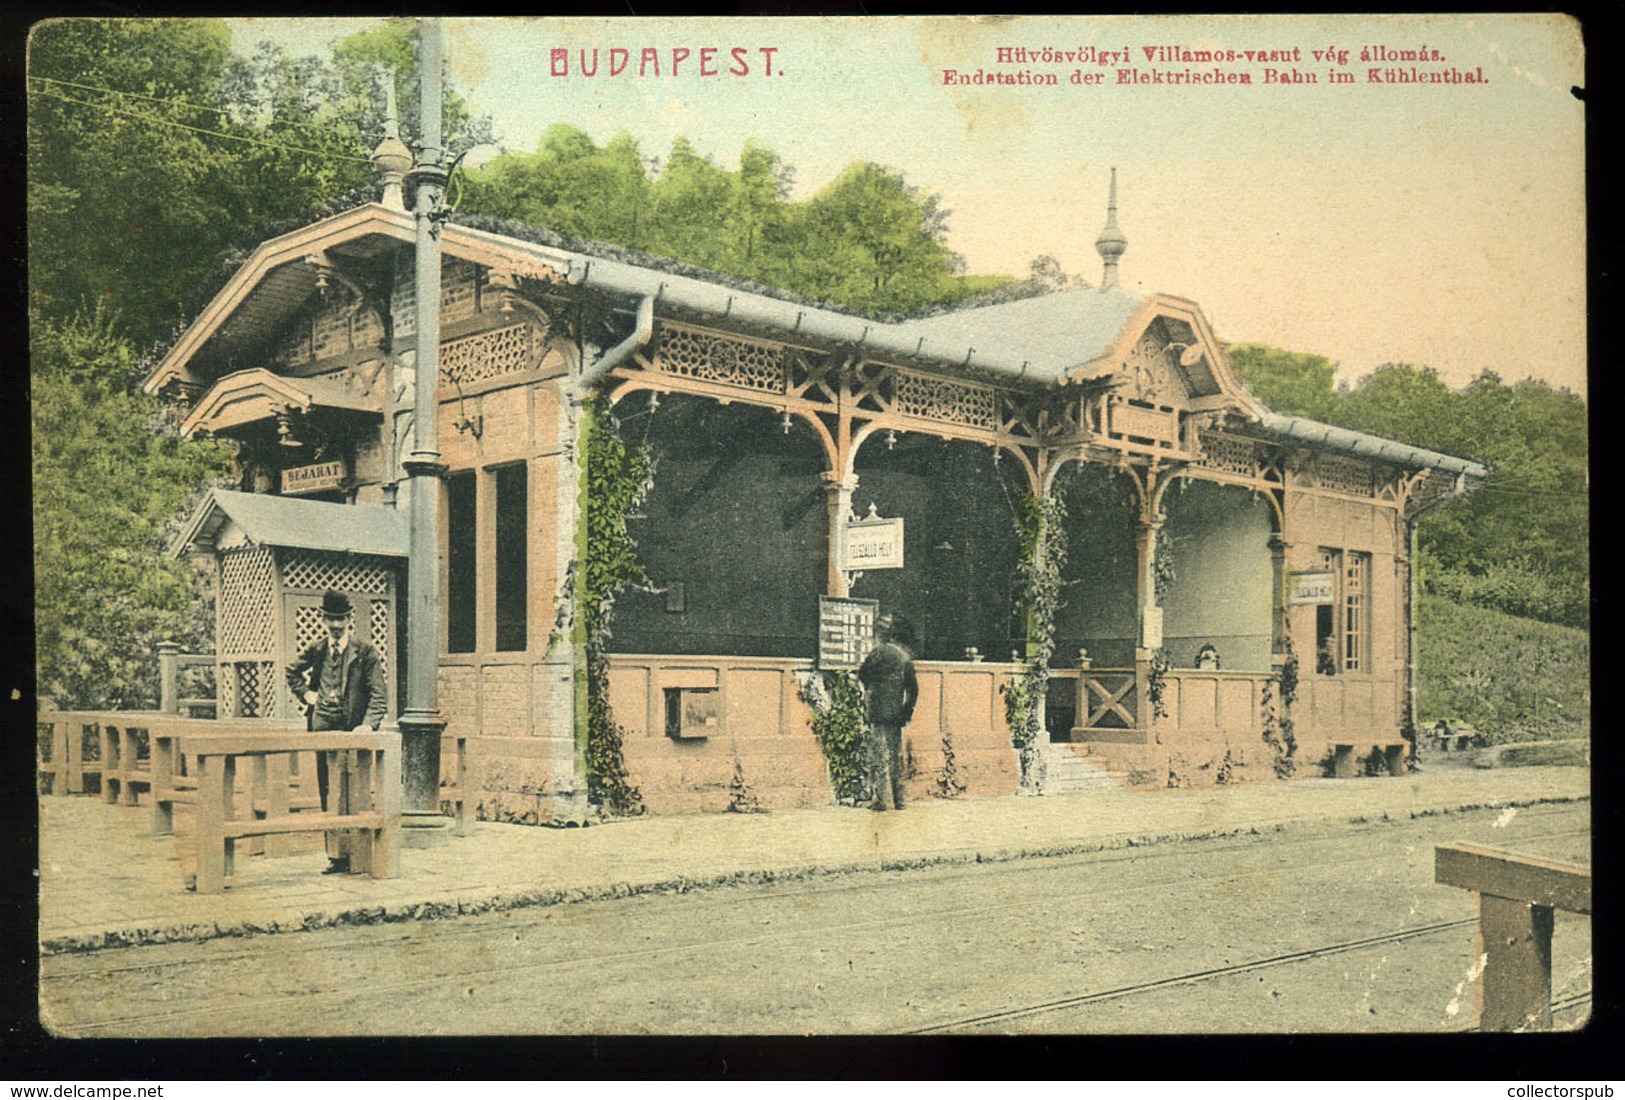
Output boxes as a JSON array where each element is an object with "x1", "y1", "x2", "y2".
[{"x1": 145, "y1": 176, "x2": 1485, "y2": 821}]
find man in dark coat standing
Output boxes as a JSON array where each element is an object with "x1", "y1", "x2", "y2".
[
  {"x1": 285, "y1": 590, "x2": 387, "y2": 871},
  {"x1": 858, "y1": 613, "x2": 918, "y2": 812}
]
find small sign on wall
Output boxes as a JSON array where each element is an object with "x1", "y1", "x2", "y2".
[
  {"x1": 1288, "y1": 571, "x2": 1335, "y2": 606},
  {"x1": 281, "y1": 460, "x2": 347, "y2": 496},
  {"x1": 844, "y1": 507, "x2": 904, "y2": 570}
]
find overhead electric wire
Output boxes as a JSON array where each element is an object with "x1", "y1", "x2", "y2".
[
  {"x1": 29, "y1": 73, "x2": 367, "y2": 141},
  {"x1": 28, "y1": 83, "x2": 374, "y2": 165}
]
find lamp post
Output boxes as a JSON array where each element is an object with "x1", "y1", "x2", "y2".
[{"x1": 398, "y1": 18, "x2": 449, "y2": 843}]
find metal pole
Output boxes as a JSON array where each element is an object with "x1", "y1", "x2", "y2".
[{"x1": 399, "y1": 18, "x2": 449, "y2": 840}]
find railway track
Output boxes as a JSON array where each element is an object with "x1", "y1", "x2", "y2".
[{"x1": 41, "y1": 811, "x2": 1591, "y2": 1036}]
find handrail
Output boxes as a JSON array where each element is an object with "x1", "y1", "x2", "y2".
[{"x1": 1435, "y1": 843, "x2": 1591, "y2": 1031}]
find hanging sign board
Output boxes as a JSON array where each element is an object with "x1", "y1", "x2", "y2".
[
  {"x1": 844, "y1": 513, "x2": 905, "y2": 570},
  {"x1": 281, "y1": 460, "x2": 347, "y2": 496},
  {"x1": 1288, "y1": 571, "x2": 1335, "y2": 606},
  {"x1": 818, "y1": 596, "x2": 879, "y2": 670}
]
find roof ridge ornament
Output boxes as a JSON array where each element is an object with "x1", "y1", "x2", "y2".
[
  {"x1": 1095, "y1": 167, "x2": 1127, "y2": 290},
  {"x1": 370, "y1": 68, "x2": 411, "y2": 212}
]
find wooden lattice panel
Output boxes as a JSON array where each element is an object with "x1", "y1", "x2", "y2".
[
  {"x1": 370, "y1": 599, "x2": 390, "y2": 676},
  {"x1": 1313, "y1": 454, "x2": 1375, "y2": 496},
  {"x1": 280, "y1": 550, "x2": 391, "y2": 596},
  {"x1": 1198, "y1": 433, "x2": 1263, "y2": 477},
  {"x1": 894, "y1": 370, "x2": 997, "y2": 430},
  {"x1": 294, "y1": 604, "x2": 327, "y2": 657},
  {"x1": 217, "y1": 662, "x2": 237, "y2": 718},
  {"x1": 654, "y1": 325, "x2": 787, "y2": 394},
  {"x1": 233, "y1": 661, "x2": 276, "y2": 718},
  {"x1": 439, "y1": 321, "x2": 544, "y2": 386},
  {"x1": 218, "y1": 547, "x2": 276, "y2": 657}
]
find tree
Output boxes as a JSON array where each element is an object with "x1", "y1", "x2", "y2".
[
  {"x1": 29, "y1": 18, "x2": 493, "y2": 351},
  {"x1": 1226, "y1": 343, "x2": 1340, "y2": 421},
  {"x1": 1230, "y1": 348, "x2": 1588, "y2": 627},
  {"x1": 32, "y1": 308, "x2": 233, "y2": 708},
  {"x1": 793, "y1": 162, "x2": 962, "y2": 312}
]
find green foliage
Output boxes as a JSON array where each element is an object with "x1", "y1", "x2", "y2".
[
  {"x1": 462, "y1": 128, "x2": 983, "y2": 314},
  {"x1": 28, "y1": 18, "x2": 492, "y2": 350},
  {"x1": 579, "y1": 398, "x2": 652, "y2": 815},
  {"x1": 1146, "y1": 648, "x2": 1172, "y2": 722},
  {"x1": 1259, "y1": 640, "x2": 1299, "y2": 778},
  {"x1": 581, "y1": 397, "x2": 653, "y2": 648},
  {"x1": 799, "y1": 671, "x2": 869, "y2": 804},
  {"x1": 1005, "y1": 491, "x2": 1067, "y2": 786},
  {"x1": 1416, "y1": 594, "x2": 1588, "y2": 744},
  {"x1": 1230, "y1": 348, "x2": 1588, "y2": 628},
  {"x1": 1227, "y1": 344, "x2": 1340, "y2": 421},
  {"x1": 32, "y1": 308, "x2": 233, "y2": 708},
  {"x1": 934, "y1": 731, "x2": 968, "y2": 799}
]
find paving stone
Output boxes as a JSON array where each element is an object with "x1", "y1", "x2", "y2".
[{"x1": 37, "y1": 767, "x2": 1590, "y2": 954}]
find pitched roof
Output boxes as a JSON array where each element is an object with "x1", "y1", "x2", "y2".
[
  {"x1": 172, "y1": 489, "x2": 408, "y2": 559},
  {"x1": 882, "y1": 287, "x2": 1144, "y2": 384}
]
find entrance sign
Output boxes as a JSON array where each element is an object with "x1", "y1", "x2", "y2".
[
  {"x1": 844, "y1": 508, "x2": 904, "y2": 570},
  {"x1": 281, "y1": 460, "x2": 347, "y2": 496},
  {"x1": 1288, "y1": 571, "x2": 1335, "y2": 606},
  {"x1": 818, "y1": 596, "x2": 879, "y2": 670}
]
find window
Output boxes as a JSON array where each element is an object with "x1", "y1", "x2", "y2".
[
  {"x1": 446, "y1": 471, "x2": 477, "y2": 653},
  {"x1": 1314, "y1": 547, "x2": 1370, "y2": 675},
  {"x1": 1343, "y1": 551, "x2": 1369, "y2": 673},
  {"x1": 493, "y1": 463, "x2": 528, "y2": 652}
]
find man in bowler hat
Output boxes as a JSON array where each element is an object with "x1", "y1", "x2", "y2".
[
  {"x1": 285, "y1": 590, "x2": 387, "y2": 871},
  {"x1": 858, "y1": 612, "x2": 919, "y2": 811}
]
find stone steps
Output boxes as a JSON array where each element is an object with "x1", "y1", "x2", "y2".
[{"x1": 1041, "y1": 745, "x2": 1128, "y2": 793}]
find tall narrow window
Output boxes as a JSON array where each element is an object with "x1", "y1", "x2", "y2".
[
  {"x1": 1343, "y1": 551, "x2": 1370, "y2": 673},
  {"x1": 1315, "y1": 548, "x2": 1342, "y2": 675},
  {"x1": 447, "y1": 471, "x2": 477, "y2": 653},
  {"x1": 494, "y1": 463, "x2": 528, "y2": 652}
]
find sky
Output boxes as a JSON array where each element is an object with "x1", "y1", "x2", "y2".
[{"x1": 227, "y1": 15, "x2": 1587, "y2": 396}]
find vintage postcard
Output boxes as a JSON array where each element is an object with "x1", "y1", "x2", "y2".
[{"x1": 30, "y1": 14, "x2": 1588, "y2": 1042}]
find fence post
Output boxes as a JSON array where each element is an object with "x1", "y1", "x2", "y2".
[{"x1": 157, "y1": 641, "x2": 181, "y2": 715}]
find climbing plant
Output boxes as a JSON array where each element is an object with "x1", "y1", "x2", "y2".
[
  {"x1": 1002, "y1": 491, "x2": 1068, "y2": 787},
  {"x1": 934, "y1": 729, "x2": 968, "y2": 799},
  {"x1": 1146, "y1": 648, "x2": 1173, "y2": 722},
  {"x1": 1260, "y1": 637, "x2": 1301, "y2": 778},
  {"x1": 798, "y1": 670, "x2": 870, "y2": 804},
  {"x1": 579, "y1": 396, "x2": 654, "y2": 815}
]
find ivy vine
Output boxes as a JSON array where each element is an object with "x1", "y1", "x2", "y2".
[
  {"x1": 1260, "y1": 636, "x2": 1300, "y2": 778},
  {"x1": 1001, "y1": 491, "x2": 1068, "y2": 787},
  {"x1": 934, "y1": 730, "x2": 967, "y2": 799},
  {"x1": 579, "y1": 396, "x2": 653, "y2": 816},
  {"x1": 798, "y1": 670, "x2": 870, "y2": 805},
  {"x1": 1146, "y1": 647, "x2": 1172, "y2": 722}
]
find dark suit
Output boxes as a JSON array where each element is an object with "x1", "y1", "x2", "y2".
[
  {"x1": 858, "y1": 640, "x2": 918, "y2": 810},
  {"x1": 285, "y1": 636, "x2": 386, "y2": 832},
  {"x1": 285, "y1": 636, "x2": 387, "y2": 732}
]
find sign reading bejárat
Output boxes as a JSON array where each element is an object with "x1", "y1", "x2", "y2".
[{"x1": 281, "y1": 460, "x2": 347, "y2": 496}]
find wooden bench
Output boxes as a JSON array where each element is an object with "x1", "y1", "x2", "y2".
[
  {"x1": 181, "y1": 728, "x2": 402, "y2": 893},
  {"x1": 1436, "y1": 843, "x2": 1591, "y2": 1030},
  {"x1": 149, "y1": 722, "x2": 323, "y2": 857},
  {"x1": 1331, "y1": 740, "x2": 1408, "y2": 778}
]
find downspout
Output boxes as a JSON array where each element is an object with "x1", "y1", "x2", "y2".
[
  {"x1": 1405, "y1": 471, "x2": 1470, "y2": 763},
  {"x1": 561, "y1": 293, "x2": 655, "y2": 800},
  {"x1": 571, "y1": 293, "x2": 655, "y2": 399}
]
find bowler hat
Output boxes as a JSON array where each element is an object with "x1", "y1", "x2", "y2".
[{"x1": 321, "y1": 591, "x2": 352, "y2": 617}]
